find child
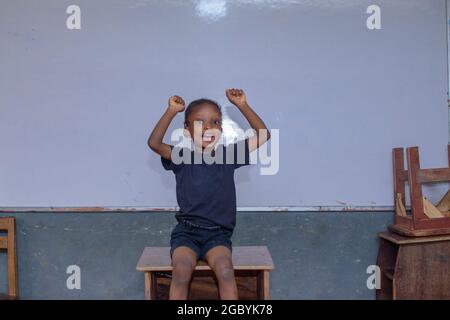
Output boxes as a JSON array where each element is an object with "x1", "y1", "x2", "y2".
[{"x1": 148, "y1": 89, "x2": 270, "y2": 300}]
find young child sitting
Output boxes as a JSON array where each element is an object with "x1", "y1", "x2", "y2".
[{"x1": 148, "y1": 88, "x2": 270, "y2": 300}]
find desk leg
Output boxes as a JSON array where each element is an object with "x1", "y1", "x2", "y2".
[
  {"x1": 144, "y1": 272, "x2": 158, "y2": 300},
  {"x1": 257, "y1": 270, "x2": 270, "y2": 300},
  {"x1": 376, "y1": 238, "x2": 397, "y2": 300}
]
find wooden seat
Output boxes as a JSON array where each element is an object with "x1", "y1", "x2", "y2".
[
  {"x1": 136, "y1": 246, "x2": 274, "y2": 300},
  {"x1": 0, "y1": 217, "x2": 19, "y2": 300}
]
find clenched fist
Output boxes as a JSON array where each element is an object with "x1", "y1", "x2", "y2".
[
  {"x1": 226, "y1": 88, "x2": 247, "y2": 108},
  {"x1": 168, "y1": 95, "x2": 185, "y2": 113}
]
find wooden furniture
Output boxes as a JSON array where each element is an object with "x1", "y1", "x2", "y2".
[
  {"x1": 136, "y1": 246, "x2": 274, "y2": 300},
  {"x1": 376, "y1": 232, "x2": 450, "y2": 300},
  {"x1": 0, "y1": 217, "x2": 19, "y2": 300},
  {"x1": 390, "y1": 146, "x2": 450, "y2": 236}
]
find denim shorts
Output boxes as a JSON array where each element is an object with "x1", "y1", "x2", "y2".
[{"x1": 170, "y1": 220, "x2": 233, "y2": 261}]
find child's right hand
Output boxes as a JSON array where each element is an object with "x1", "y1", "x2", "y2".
[{"x1": 168, "y1": 95, "x2": 186, "y2": 113}]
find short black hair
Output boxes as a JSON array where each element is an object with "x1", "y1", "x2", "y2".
[{"x1": 184, "y1": 98, "x2": 222, "y2": 125}]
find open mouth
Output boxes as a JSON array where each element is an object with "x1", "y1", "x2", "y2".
[{"x1": 202, "y1": 132, "x2": 216, "y2": 143}]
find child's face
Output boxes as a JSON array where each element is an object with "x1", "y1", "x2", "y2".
[{"x1": 185, "y1": 103, "x2": 222, "y2": 150}]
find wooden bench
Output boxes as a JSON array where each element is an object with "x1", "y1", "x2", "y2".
[
  {"x1": 0, "y1": 217, "x2": 19, "y2": 300},
  {"x1": 136, "y1": 246, "x2": 274, "y2": 300}
]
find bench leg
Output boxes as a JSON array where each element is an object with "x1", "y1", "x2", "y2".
[
  {"x1": 257, "y1": 270, "x2": 270, "y2": 300},
  {"x1": 144, "y1": 272, "x2": 158, "y2": 300}
]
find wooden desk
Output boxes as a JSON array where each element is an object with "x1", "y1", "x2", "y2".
[
  {"x1": 136, "y1": 246, "x2": 274, "y2": 300},
  {"x1": 376, "y1": 232, "x2": 450, "y2": 300}
]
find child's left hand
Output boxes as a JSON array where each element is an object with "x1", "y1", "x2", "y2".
[{"x1": 226, "y1": 88, "x2": 247, "y2": 108}]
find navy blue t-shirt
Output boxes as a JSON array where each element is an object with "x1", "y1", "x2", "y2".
[{"x1": 161, "y1": 139, "x2": 250, "y2": 231}]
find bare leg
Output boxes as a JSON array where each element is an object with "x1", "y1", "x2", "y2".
[
  {"x1": 169, "y1": 246, "x2": 197, "y2": 300},
  {"x1": 205, "y1": 246, "x2": 238, "y2": 300}
]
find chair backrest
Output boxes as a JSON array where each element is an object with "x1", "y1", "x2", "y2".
[{"x1": 0, "y1": 217, "x2": 19, "y2": 298}]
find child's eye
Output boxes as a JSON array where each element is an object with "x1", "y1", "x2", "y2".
[{"x1": 214, "y1": 120, "x2": 220, "y2": 125}]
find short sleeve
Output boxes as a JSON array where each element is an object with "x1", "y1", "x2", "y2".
[
  {"x1": 161, "y1": 145, "x2": 185, "y2": 173},
  {"x1": 226, "y1": 138, "x2": 251, "y2": 169}
]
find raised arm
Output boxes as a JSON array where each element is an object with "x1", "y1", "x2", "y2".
[
  {"x1": 147, "y1": 95, "x2": 185, "y2": 160},
  {"x1": 226, "y1": 88, "x2": 270, "y2": 152}
]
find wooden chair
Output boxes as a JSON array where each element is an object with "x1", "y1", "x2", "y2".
[
  {"x1": 0, "y1": 217, "x2": 19, "y2": 299},
  {"x1": 136, "y1": 246, "x2": 274, "y2": 300},
  {"x1": 390, "y1": 146, "x2": 450, "y2": 236}
]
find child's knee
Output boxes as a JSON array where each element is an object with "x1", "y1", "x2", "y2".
[
  {"x1": 214, "y1": 259, "x2": 235, "y2": 282},
  {"x1": 172, "y1": 260, "x2": 195, "y2": 285}
]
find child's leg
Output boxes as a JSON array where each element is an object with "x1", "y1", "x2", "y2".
[
  {"x1": 170, "y1": 246, "x2": 197, "y2": 300},
  {"x1": 205, "y1": 246, "x2": 238, "y2": 300}
]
